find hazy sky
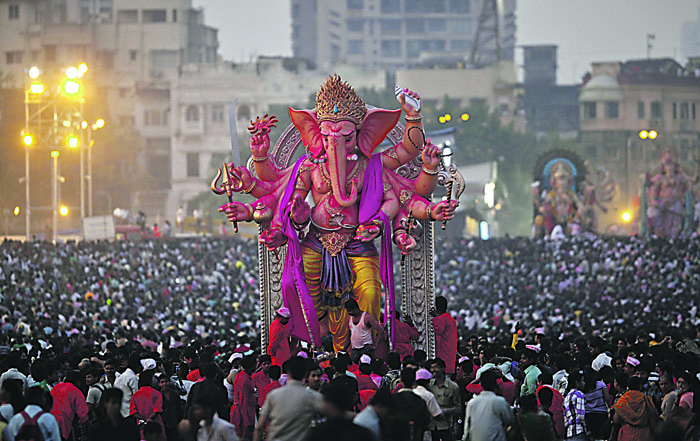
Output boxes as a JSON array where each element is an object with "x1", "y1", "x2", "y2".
[{"x1": 193, "y1": 0, "x2": 700, "y2": 84}]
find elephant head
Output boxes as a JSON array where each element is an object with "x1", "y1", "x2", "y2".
[{"x1": 290, "y1": 107, "x2": 400, "y2": 207}]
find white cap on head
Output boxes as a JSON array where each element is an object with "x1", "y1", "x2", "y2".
[
  {"x1": 458, "y1": 356, "x2": 470, "y2": 364},
  {"x1": 140, "y1": 358, "x2": 156, "y2": 371},
  {"x1": 360, "y1": 354, "x2": 371, "y2": 365},
  {"x1": 229, "y1": 353, "x2": 243, "y2": 363},
  {"x1": 592, "y1": 353, "x2": 613, "y2": 372},
  {"x1": 626, "y1": 356, "x2": 640, "y2": 367},
  {"x1": 416, "y1": 368, "x2": 433, "y2": 380},
  {"x1": 277, "y1": 307, "x2": 291, "y2": 318}
]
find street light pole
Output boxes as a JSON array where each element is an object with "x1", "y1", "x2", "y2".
[
  {"x1": 25, "y1": 142, "x2": 30, "y2": 240},
  {"x1": 88, "y1": 128, "x2": 93, "y2": 216},
  {"x1": 51, "y1": 150, "x2": 59, "y2": 244}
]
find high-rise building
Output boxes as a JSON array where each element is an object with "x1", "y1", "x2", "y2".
[
  {"x1": 681, "y1": 7, "x2": 700, "y2": 62},
  {"x1": 291, "y1": 0, "x2": 516, "y2": 72}
]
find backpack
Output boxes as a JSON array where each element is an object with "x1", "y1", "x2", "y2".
[{"x1": 15, "y1": 410, "x2": 46, "y2": 441}]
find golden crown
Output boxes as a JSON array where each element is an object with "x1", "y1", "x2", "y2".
[{"x1": 315, "y1": 74, "x2": 366, "y2": 125}]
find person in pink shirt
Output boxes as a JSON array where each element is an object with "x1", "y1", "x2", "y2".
[
  {"x1": 230, "y1": 354, "x2": 257, "y2": 440},
  {"x1": 357, "y1": 355, "x2": 378, "y2": 391},
  {"x1": 251, "y1": 355, "x2": 272, "y2": 409},
  {"x1": 50, "y1": 371, "x2": 89, "y2": 441},
  {"x1": 130, "y1": 370, "x2": 165, "y2": 441},
  {"x1": 261, "y1": 365, "x2": 282, "y2": 406},
  {"x1": 431, "y1": 296, "x2": 457, "y2": 375},
  {"x1": 268, "y1": 308, "x2": 292, "y2": 367},
  {"x1": 393, "y1": 311, "x2": 420, "y2": 362}
]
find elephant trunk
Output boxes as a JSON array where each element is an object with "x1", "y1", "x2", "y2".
[{"x1": 327, "y1": 137, "x2": 358, "y2": 208}]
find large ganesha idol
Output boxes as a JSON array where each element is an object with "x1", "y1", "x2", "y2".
[{"x1": 217, "y1": 75, "x2": 459, "y2": 351}]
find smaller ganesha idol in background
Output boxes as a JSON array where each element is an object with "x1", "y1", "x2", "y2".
[
  {"x1": 643, "y1": 146, "x2": 699, "y2": 238},
  {"x1": 531, "y1": 149, "x2": 588, "y2": 238}
]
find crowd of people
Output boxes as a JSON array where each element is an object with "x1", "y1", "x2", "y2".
[{"x1": 0, "y1": 234, "x2": 698, "y2": 440}]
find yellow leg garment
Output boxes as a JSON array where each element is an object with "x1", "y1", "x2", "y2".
[{"x1": 302, "y1": 246, "x2": 381, "y2": 352}]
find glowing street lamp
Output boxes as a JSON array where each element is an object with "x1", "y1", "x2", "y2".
[
  {"x1": 22, "y1": 132, "x2": 34, "y2": 147},
  {"x1": 639, "y1": 130, "x2": 649, "y2": 140},
  {"x1": 648, "y1": 130, "x2": 658, "y2": 140},
  {"x1": 59, "y1": 205, "x2": 69, "y2": 216},
  {"x1": 29, "y1": 82, "x2": 44, "y2": 94},
  {"x1": 461, "y1": 113, "x2": 470, "y2": 121},
  {"x1": 28, "y1": 66, "x2": 40, "y2": 79},
  {"x1": 621, "y1": 211, "x2": 632, "y2": 223},
  {"x1": 67, "y1": 135, "x2": 79, "y2": 149}
]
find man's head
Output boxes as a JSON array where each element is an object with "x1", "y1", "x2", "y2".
[
  {"x1": 305, "y1": 365, "x2": 322, "y2": 391},
  {"x1": 85, "y1": 366, "x2": 102, "y2": 386},
  {"x1": 276, "y1": 307, "x2": 291, "y2": 325},
  {"x1": 343, "y1": 299, "x2": 362, "y2": 317},
  {"x1": 258, "y1": 355, "x2": 272, "y2": 375},
  {"x1": 268, "y1": 365, "x2": 282, "y2": 382},
  {"x1": 659, "y1": 374, "x2": 674, "y2": 395},
  {"x1": 285, "y1": 356, "x2": 308, "y2": 381},
  {"x1": 400, "y1": 367, "x2": 417, "y2": 389},
  {"x1": 435, "y1": 296, "x2": 448, "y2": 314},
  {"x1": 427, "y1": 358, "x2": 446, "y2": 380},
  {"x1": 99, "y1": 388, "x2": 123, "y2": 416},
  {"x1": 190, "y1": 383, "x2": 219, "y2": 423},
  {"x1": 480, "y1": 369, "x2": 498, "y2": 392},
  {"x1": 521, "y1": 348, "x2": 537, "y2": 368},
  {"x1": 103, "y1": 359, "x2": 116, "y2": 378},
  {"x1": 537, "y1": 386, "x2": 553, "y2": 408},
  {"x1": 369, "y1": 387, "x2": 396, "y2": 418}
]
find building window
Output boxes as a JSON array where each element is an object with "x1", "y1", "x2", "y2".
[
  {"x1": 45, "y1": 45, "x2": 56, "y2": 62},
  {"x1": 144, "y1": 110, "x2": 163, "y2": 126},
  {"x1": 381, "y1": 40, "x2": 401, "y2": 58},
  {"x1": 605, "y1": 101, "x2": 619, "y2": 118},
  {"x1": 185, "y1": 105, "x2": 200, "y2": 122},
  {"x1": 129, "y1": 50, "x2": 137, "y2": 61},
  {"x1": 380, "y1": 19, "x2": 401, "y2": 35},
  {"x1": 680, "y1": 102, "x2": 689, "y2": 120},
  {"x1": 427, "y1": 18, "x2": 446, "y2": 33},
  {"x1": 406, "y1": 0, "x2": 446, "y2": 13},
  {"x1": 406, "y1": 18, "x2": 425, "y2": 33},
  {"x1": 347, "y1": 40, "x2": 364, "y2": 55},
  {"x1": 604, "y1": 145, "x2": 619, "y2": 159},
  {"x1": 9, "y1": 4, "x2": 19, "y2": 19},
  {"x1": 451, "y1": 39, "x2": 471, "y2": 51},
  {"x1": 347, "y1": 18, "x2": 364, "y2": 32},
  {"x1": 582, "y1": 102, "x2": 596, "y2": 119},
  {"x1": 693, "y1": 103, "x2": 697, "y2": 120},
  {"x1": 172, "y1": 9, "x2": 177, "y2": 22},
  {"x1": 380, "y1": 0, "x2": 400, "y2": 13},
  {"x1": 211, "y1": 105, "x2": 224, "y2": 123},
  {"x1": 143, "y1": 9, "x2": 167, "y2": 23},
  {"x1": 672, "y1": 102, "x2": 677, "y2": 120},
  {"x1": 650, "y1": 101, "x2": 661, "y2": 119},
  {"x1": 116, "y1": 9, "x2": 138, "y2": 23},
  {"x1": 637, "y1": 102, "x2": 645, "y2": 118},
  {"x1": 448, "y1": 18, "x2": 471, "y2": 34},
  {"x1": 5, "y1": 51, "x2": 23, "y2": 64},
  {"x1": 186, "y1": 153, "x2": 199, "y2": 177},
  {"x1": 449, "y1": 0, "x2": 470, "y2": 13},
  {"x1": 347, "y1": 0, "x2": 363, "y2": 10}
]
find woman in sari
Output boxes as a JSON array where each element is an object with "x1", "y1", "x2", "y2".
[{"x1": 610, "y1": 376, "x2": 658, "y2": 441}]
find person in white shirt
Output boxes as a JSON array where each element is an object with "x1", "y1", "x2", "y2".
[{"x1": 5, "y1": 386, "x2": 61, "y2": 441}]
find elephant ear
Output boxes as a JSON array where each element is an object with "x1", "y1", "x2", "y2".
[
  {"x1": 357, "y1": 109, "x2": 401, "y2": 157},
  {"x1": 289, "y1": 107, "x2": 322, "y2": 157}
]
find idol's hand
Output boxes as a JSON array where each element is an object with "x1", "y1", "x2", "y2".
[{"x1": 218, "y1": 202, "x2": 253, "y2": 222}]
